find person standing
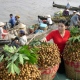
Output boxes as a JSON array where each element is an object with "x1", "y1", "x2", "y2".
[
  {"x1": 9, "y1": 14, "x2": 16, "y2": 28},
  {"x1": 42, "y1": 20, "x2": 70, "y2": 73},
  {"x1": 70, "y1": 12, "x2": 80, "y2": 27},
  {"x1": 66, "y1": 2, "x2": 70, "y2": 9}
]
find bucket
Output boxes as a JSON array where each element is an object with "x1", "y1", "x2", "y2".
[
  {"x1": 38, "y1": 64, "x2": 59, "y2": 80},
  {"x1": 64, "y1": 60, "x2": 80, "y2": 80},
  {"x1": 39, "y1": 23, "x2": 48, "y2": 30}
]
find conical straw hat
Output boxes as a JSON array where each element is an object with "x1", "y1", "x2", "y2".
[
  {"x1": 16, "y1": 23, "x2": 26, "y2": 29},
  {"x1": 0, "y1": 22, "x2": 5, "y2": 26}
]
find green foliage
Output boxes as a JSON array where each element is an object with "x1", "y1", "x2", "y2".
[
  {"x1": 19, "y1": 45, "x2": 38, "y2": 64},
  {"x1": 7, "y1": 62, "x2": 20, "y2": 75},
  {"x1": 69, "y1": 27, "x2": 80, "y2": 43},
  {"x1": 0, "y1": 45, "x2": 38, "y2": 75},
  {"x1": 0, "y1": 55, "x2": 4, "y2": 62},
  {"x1": 70, "y1": 27, "x2": 80, "y2": 37},
  {"x1": 69, "y1": 35, "x2": 80, "y2": 43},
  {"x1": 29, "y1": 39, "x2": 41, "y2": 47}
]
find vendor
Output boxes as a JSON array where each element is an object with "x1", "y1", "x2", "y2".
[
  {"x1": 41, "y1": 20, "x2": 70, "y2": 73},
  {"x1": 73, "y1": 11, "x2": 77, "y2": 15},
  {"x1": 38, "y1": 15, "x2": 53, "y2": 26},
  {"x1": 47, "y1": 15, "x2": 53, "y2": 25},
  {"x1": 15, "y1": 15, "x2": 20, "y2": 25},
  {"x1": 63, "y1": 8, "x2": 69, "y2": 16},
  {"x1": 70, "y1": 12, "x2": 80, "y2": 27},
  {"x1": 11, "y1": 30, "x2": 27, "y2": 48},
  {"x1": 9, "y1": 14, "x2": 16, "y2": 28},
  {"x1": 0, "y1": 22, "x2": 8, "y2": 39}
]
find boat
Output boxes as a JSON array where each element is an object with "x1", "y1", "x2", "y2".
[
  {"x1": 0, "y1": 40, "x2": 10, "y2": 45},
  {"x1": 27, "y1": 28, "x2": 52, "y2": 44},
  {"x1": 53, "y1": 2, "x2": 80, "y2": 11}
]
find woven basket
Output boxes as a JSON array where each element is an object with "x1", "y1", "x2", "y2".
[
  {"x1": 64, "y1": 60, "x2": 80, "y2": 80},
  {"x1": 38, "y1": 64, "x2": 59, "y2": 80}
]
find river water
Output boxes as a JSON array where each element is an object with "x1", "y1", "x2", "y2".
[{"x1": 0, "y1": 0, "x2": 80, "y2": 26}]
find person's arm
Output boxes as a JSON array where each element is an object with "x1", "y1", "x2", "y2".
[
  {"x1": 77, "y1": 15, "x2": 80, "y2": 22},
  {"x1": 41, "y1": 31, "x2": 54, "y2": 42},
  {"x1": 46, "y1": 31, "x2": 54, "y2": 41}
]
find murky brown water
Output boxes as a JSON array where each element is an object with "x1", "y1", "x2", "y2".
[{"x1": 0, "y1": 0, "x2": 80, "y2": 26}]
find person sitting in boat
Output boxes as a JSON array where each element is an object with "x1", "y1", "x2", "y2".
[
  {"x1": 39, "y1": 15, "x2": 53, "y2": 26},
  {"x1": 38, "y1": 15, "x2": 47, "y2": 23},
  {"x1": 46, "y1": 15, "x2": 53, "y2": 25},
  {"x1": 73, "y1": 11, "x2": 77, "y2": 15},
  {"x1": 15, "y1": 15, "x2": 20, "y2": 25},
  {"x1": 66, "y1": 2, "x2": 70, "y2": 9},
  {"x1": 9, "y1": 14, "x2": 16, "y2": 28},
  {"x1": 10, "y1": 30, "x2": 27, "y2": 48},
  {"x1": 0, "y1": 22, "x2": 8, "y2": 39},
  {"x1": 63, "y1": 8, "x2": 69, "y2": 16},
  {"x1": 70, "y1": 12, "x2": 80, "y2": 27}
]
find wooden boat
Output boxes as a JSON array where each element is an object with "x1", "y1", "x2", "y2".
[
  {"x1": 0, "y1": 40, "x2": 10, "y2": 45},
  {"x1": 27, "y1": 28, "x2": 52, "y2": 44},
  {"x1": 53, "y1": 2, "x2": 80, "y2": 11}
]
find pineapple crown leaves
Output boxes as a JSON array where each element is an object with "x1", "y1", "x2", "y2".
[
  {"x1": 1, "y1": 45, "x2": 39, "y2": 75},
  {"x1": 70, "y1": 26, "x2": 80, "y2": 36},
  {"x1": 69, "y1": 35, "x2": 80, "y2": 43}
]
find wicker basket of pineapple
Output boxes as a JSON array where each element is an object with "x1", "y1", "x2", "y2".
[
  {"x1": 63, "y1": 27, "x2": 80, "y2": 80},
  {"x1": 0, "y1": 45, "x2": 41, "y2": 80},
  {"x1": 29, "y1": 40, "x2": 61, "y2": 80}
]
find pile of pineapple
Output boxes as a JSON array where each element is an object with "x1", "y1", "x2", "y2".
[{"x1": 63, "y1": 27, "x2": 80, "y2": 61}]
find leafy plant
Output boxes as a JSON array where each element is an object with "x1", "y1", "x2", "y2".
[
  {"x1": 29, "y1": 39, "x2": 41, "y2": 47},
  {"x1": 69, "y1": 27, "x2": 80, "y2": 43},
  {"x1": 70, "y1": 26, "x2": 80, "y2": 37},
  {"x1": 0, "y1": 45, "x2": 39, "y2": 75},
  {"x1": 19, "y1": 45, "x2": 39, "y2": 64},
  {"x1": 69, "y1": 35, "x2": 80, "y2": 43}
]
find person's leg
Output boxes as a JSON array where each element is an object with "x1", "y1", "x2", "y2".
[{"x1": 58, "y1": 58, "x2": 65, "y2": 74}]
